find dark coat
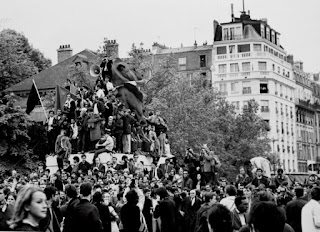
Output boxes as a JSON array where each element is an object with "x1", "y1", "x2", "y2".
[
  {"x1": 62, "y1": 198, "x2": 80, "y2": 232},
  {"x1": 0, "y1": 204, "x2": 13, "y2": 231},
  {"x1": 285, "y1": 198, "x2": 307, "y2": 232},
  {"x1": 14, "y1": 221, "x2": 40, "y2": 231},
  {"x1": 120, "y1": 203, "x2": 140, "y2": 232},
  {"x1": 154, "y1": 198, "x2": 178, "y2": 232},
  {"x1": 78, "y1": 161, "x2": 92, "y2": 174},
  {"x1": 95, "y1": 202, "x2": 112, "y2": 232},
  {"x1": 251, "y1": 176, "x2": 270, "y2": 188},
  {"x1": 159, "y1": 163, "x2": 174, "y2": 174},
  {"x1": 181, "y1": 196, "x2": 202, "y2": 232},
  {"x1": 194, "y1": 203, "x2": 212, "y2": 232},
  {"x1": 39, "y1": 205, "x2": 63, "y2": 232},
  {"x1": 182, "y1": 177, "x2": 193, "y2": 190},
  {"x1": 231, "y1": 209, "x2": 248, "y2": 231},
  {"x1": 71, "y1": 199, "x2": 103, "y2": 232},
  {"x1": 92, "y1": 163, "x2": 106, "y2": 174}
]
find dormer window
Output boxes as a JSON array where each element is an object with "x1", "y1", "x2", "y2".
[
  {"x1": 75, "y1": 61, "x2": 82, "y2": 67},
  {"x1": 260, "y1": 24, "x2": 265, "y2": 38}
]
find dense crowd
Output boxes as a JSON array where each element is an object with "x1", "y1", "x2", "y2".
[
  {"x1": 0, "y1": 160, "x2": 320, "y2": 232},
  {"x1": 1, "y1": 68, "x2": 320, "y2": 232}
]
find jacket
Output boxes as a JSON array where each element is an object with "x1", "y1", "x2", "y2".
[{"x1": 71, "y1": 199, "x2": 103, "y2": 232}]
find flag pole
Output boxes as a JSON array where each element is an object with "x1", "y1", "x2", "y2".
[{"x1": 32, "y1": 79, "x2": 48, "y2": 120}]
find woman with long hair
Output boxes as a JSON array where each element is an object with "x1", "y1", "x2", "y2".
[{"x1": 8, "y1": 184, "x2": 47, "y2": 231}]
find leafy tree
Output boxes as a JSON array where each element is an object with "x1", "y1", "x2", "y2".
[
  {"x1": 0, "y1": 29, "x2": 51, "y2": 91},
  {"x1": 67, "y1": 65, "x2": 94, "y2": 91},
  {"x1": 0, "y1": 95, "x2": 47, "y2": 171}
]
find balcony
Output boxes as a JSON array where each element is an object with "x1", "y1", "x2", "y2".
[{"x1": 242, "y1": 89, "x2": 252, "y2": 94}]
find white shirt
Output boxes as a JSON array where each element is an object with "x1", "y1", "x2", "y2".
[
  {"x1": 96, "y1": 89, "x2": 105, "y2": 99},
  {"x1": 302, "y1": 199, "x2": 320, "y2": 232},
  {"x1": 220, "y1": 196, "x2": 236, "y2": 211}
]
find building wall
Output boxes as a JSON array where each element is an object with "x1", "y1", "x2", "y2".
[{"x1": 212, "y1": 37, "x2": 298, "y2": 173}]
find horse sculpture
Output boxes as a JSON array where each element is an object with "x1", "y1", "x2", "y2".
[{"x1": 107, "y1": 58, "x2": 146, "y2": 123}]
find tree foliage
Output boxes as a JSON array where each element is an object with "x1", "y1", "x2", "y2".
[
  {"x1": 67, "y1": 65, "x2": 94, "y2": 91},
  {"x1": 0, "y1": 95, "x2": 47, "y2": 170},
  {"x1": 128, "y1": 46, "x2": 271, "y2": 179},
  {"x1": 0, "y1": 29, "x2": 51, "y2": 91}
]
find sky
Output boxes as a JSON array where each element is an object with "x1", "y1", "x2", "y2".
[{"x1": 1, "y1": 0, "x2": 320, "y2": 72}]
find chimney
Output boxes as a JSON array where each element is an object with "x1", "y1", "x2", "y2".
[
  {"x1": 57, "y1": 44, "x2": 73, "y2": 63},
  {"x1": 231, "y1": 4, "x2": 234, "y2": 22},
  {"x1": 104, "y1": 39, "x2": 119, "y2": 58},
  {"x1": 294, "y1": 61, "x2": 304, "y2": 71},
  {"x1": 287, "y1": 55, "x2": 294, "y2": 65}
]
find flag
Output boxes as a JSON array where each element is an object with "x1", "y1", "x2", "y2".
[
  {"x1": 55, "y1": 85, "x2": 77, "y2": 113},
  {"x1": 26, "y1": 83, "x2": 40, "y2": 114}
]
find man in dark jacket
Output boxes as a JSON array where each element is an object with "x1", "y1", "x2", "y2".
[
  {"x1": 251, "y1": 168, "x2": 270, "y2": 188},
  {"x1": 40, "y1": 186, "x2": 63, "y2": 232},
  {"x1": 285, "y1": 187, "x2": 307, "y2": 232},
  {"x1": 61, "y1": 184, "x2": 80, "y2": 232},
  {"x1": 71, "y1": 182, "x2": 103, "y2": 232},
  {"x1": 180, "y1": 189, "x2": 202, "y2": 232},
  {"x1": 78, "y1": 154, "x2": 91, "y2": 175},
  {"x1": 154, "y1": 187, "x2": 179, "y2": 232},
  {"x1": 194, "y1": 192, "x2": 216, "y2": 232},
  {"x1": 231, "y1": 195, "x2": 249, "y2": 231}
]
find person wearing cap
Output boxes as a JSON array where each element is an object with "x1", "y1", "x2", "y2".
[
  {"x1": 251, "y1": 168, "x2": 270, "y2": 188},
  {"x1": 92, "y1": 129, "x2": 114, "y2": 164}
]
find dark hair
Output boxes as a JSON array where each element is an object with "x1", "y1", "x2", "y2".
[
  {"x1": 44, "y1": 186, "x2": 57, "y2": 200},
  {"x1": 80, "y1": 182, "x2": 92, "y2": 197},
  {"x1": 65, "y1": 184, "x2": 77, "y2": 198},
  {"x1": 125, "y1": 189, "x2": 139, "y2": 205},
  {"x1": 73, "y1": 156, "x2": 80, "y2": 162},
  {"x1": 81, "y1": 154, "x2": 86, "y2": 159},
  {"x1": 277, "y1": 168, "x2": 284, "y2": 174},
  {"x1": 235, "y1": 195, "x2": 247, "y2": 208},
  {"x1": 311, "y1": 186, "x2": 320, "y2": 201},
  {"x1": 92, "y1": 191, "x2": 103, "y2": 204},
  {"x1": 207, "y1": 204, "x2": 233, "y2": 232},
  {"x1": 294, "y1": 187, "x2": 304, "y2": 198},
  {"x1": 203, "y1": 192, "x2": 215, "y2": 203},
  {"x1": 249, "y1": 201, "x2": 285, "y2": 232},
  {"x1": 225, "y1": 185, "x2": 237, "y2": 196},
  {"x1": 155, "y1": 187, "x2": 168, "y2": 200}
]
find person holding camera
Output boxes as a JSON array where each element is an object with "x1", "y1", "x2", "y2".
[{"x1": 200, "y1": 144, "x2": 221, "y2": 185}]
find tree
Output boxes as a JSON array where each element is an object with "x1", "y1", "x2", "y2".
[
  {"x1": 0, "y1": 95, "x2": 47, "y2": 171},
  {"x1": 0, "y1": 29, "x2": 51, "y2": 91},
  {"x1": 67, "y1": 65, "x2": 94, "y2": 91}
]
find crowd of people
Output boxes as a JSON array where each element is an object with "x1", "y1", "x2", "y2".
[
  {"x1": 1, "y1": 64, "x2": 320, "y2": 232},
  {"x1": 0, "y1": 150, "x2": 320, "y2": 232},
  {"x1": 44, "y1": 75, "x2": 170, "y2": 170}
]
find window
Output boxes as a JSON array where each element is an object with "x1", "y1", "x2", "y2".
[
  {"x1": 231, "y1": 82, "x2": 238, "y2": 92},
  {"x1": 258, "y1": 62, "x2": 267, "y2": 70},
  {"x1": 230, "y1": 63, "x2": 239, "y2": 72},
  {"x1": 260, "y1": 82, "x2": 268, "y2": 93},
  {"x1": 217, "y1": 46, "x2": 227, "y2": 54},
  {"x1": 260, "y1": 24, "x2": 265, "y2": 38},
  {"x1": 272, "y1": 64, "x2": 275, "y2": 71},
  {"x1": 278, "y1": 66, "x2": 280, "y2": 73},
  {"x1": 219, "y1": 83, "x2": 227, "y2": 92},
  {"x1": 218, "y1": 64, "x2": 227, "y2": 73},
  {"x1": 261, "y1": 100, "x2": 269, "y2": 112},
  {"x1": 223, "y1": 28, "x2": 229, "y2": 40},
  {"x1": 235, "y1": 27, "x2": 241, "y2": 38},
  {"x1": 230, "y1": 27, "x2": 235, "y2": 40},
  {"x1": 75, "y1": 61, "x2": 82, "y2": 67},
  {"x1": 178, "y1": 57, "x2": 186, "y2": 71},
  {"x1": 271, "y1": 30, "x2": 275, "y2": 43},
  {"x1": 229, "y1": 45, "x2": 236, "y2": 54},
  {"x1": 238, "y1": 44, "x2": 250, "y2": 53},
  {"x1": 243, "y1": 101, "x2": 249, "y2": 110},
  {"x1": 264, "y1": 45, "x2": 268, "y2": 52},
  {"x1": 242, "y1": 62, "x2": 250, "y2": 71},
  {"x1": 253, "y1": 44, "x2": 262, "y2": 51},
  {"x1": 266, "y1": 27, "x2": 270, "y2": 40},
  {"x1": 242, "y1": 81, "x2": 251, "y2": 94},
  {"x1": 200, "y1": 55, "x2": 206, "y2": 67},
  {"x1": 232, "y1": 101, "x2": 240, "y2": 110}
]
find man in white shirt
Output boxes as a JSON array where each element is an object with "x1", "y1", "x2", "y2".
[
  {"x1": 220, "y1": 185, "x2": 237, "y2": 211},
  {"x1": 301, "y1": 186, "x2": 320, "y2": 232},
  {"x1": 92, "y1": 129, "x2": 114, "y2": 163}
]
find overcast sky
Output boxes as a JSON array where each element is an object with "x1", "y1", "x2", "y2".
[{"x1": 1, "y1": 0, "x2": 319, "y2": 72}]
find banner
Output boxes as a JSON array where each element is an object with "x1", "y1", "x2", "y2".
[
  {"x1": 26, "y1": 83, "x2": 40, "y2": 114},
  {"x1": 54, "y1": 85, "x2": 77, "y2": 113}
]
